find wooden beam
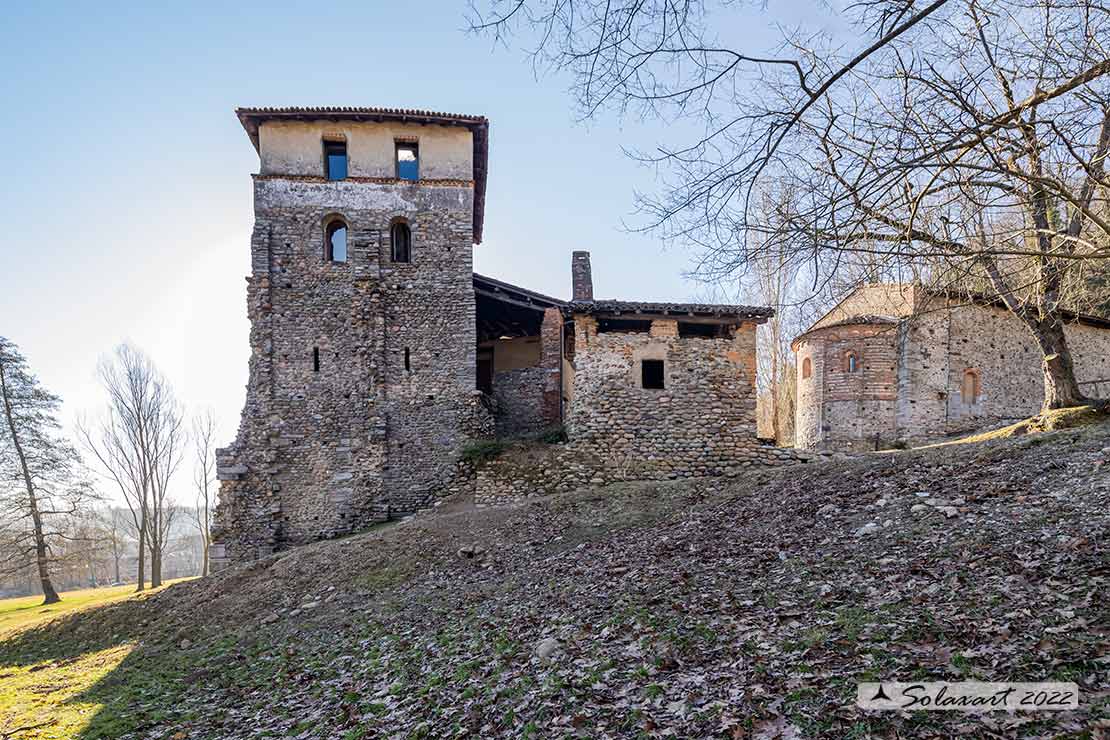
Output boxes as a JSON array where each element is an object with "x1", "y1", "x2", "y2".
[{"x1": 475, "y1": 288, "x2": 549, "y2": 312}]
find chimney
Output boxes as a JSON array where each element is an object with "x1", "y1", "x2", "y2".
[{"x1": 571, "y1": 251, "x2": 594, "y2": 302}]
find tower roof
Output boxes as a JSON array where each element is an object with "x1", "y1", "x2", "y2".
[{"x1": 235, "y1": 106, "x2": 490, "y2": 243}]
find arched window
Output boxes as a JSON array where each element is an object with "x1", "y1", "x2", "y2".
[
  {"x1": 802, "y1": 357, "x2": 812, "y2": 379},
  {"x1": 961, "y1": 369, "x2": 980, "y2": 405},
  {"x1": 845, "y1": 351, "x2": 859, "y2": 373},
  {"x1": 325, "y1": 219, "x2": 348, "y2": 262},
  {"x1": 391, "y1": 221, "x2": 411, "y2": 263}
]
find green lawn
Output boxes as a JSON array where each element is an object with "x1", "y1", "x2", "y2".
[
  {"x1": 0, "y1": 579, "x2": 195, "y2": 739},
  {"x1": 0, "y1": 579, "x2": 194, "y2": 635}
]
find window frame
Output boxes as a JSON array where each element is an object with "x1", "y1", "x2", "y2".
[
  {"x1": 844, "y1": 351, "x2": 859, "y2": 373},
  {"x1": 395, "y1": 140, "x2": 419, "y2": 181},
  {"x1": 323, "y1": 139, "x2": 348, "y2": 181}
]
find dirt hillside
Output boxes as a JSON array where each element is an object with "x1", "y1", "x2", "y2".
[{"x1": 3, "y1": 420, "x2": 1108, "y2": 739}]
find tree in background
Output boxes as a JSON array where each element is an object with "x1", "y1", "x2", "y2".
[
  {"x1": 80, "y1": 344, "x2": 182, "y2": 592},
  {"x1": 0, "y1": 336, "x2": 96, "y2": 604},
  {"x1": 191, "y1": 410, "x2": 217, "y2": 576},
  {"x1": 473, "y1": 0, "x2": 1110, "y2": 409}
]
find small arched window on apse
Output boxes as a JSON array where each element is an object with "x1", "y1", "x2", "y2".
[
  {"x1": 324, "y1": 218, "x2": 348, "y2": 262},
  {"x1": 391, "y1": 220, "x2": 411, "y2": 263},
  {"x1": 961, "y1": 369, "x2": 980, "y2": 405},
  {"x1": 802, "y1": 357, "x2": 812, "y2": 379},
  {"x1": 844, "y1": 351, "x2": 859, "y2": 373}
]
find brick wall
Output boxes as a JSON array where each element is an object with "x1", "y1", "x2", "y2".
[{"x1": 794, "y1": 323, "x2": 900, "y2": 451}]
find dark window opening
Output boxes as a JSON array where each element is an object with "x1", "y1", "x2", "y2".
[
  {"x1": 677, "y1": 322, "x2": 734, "y2": 338},
  {"x1": 476, "y1": 348, "x2": 493, "y2": 394},
  {"x1": 641, "y1": 359, "x2": 665, "y2": 389},
  {"x1": 312, "y1": 347, "x2": 320, "y2": 372},
  {"x1": 404, "y1": 347, "x2": 411, "y2": 372},
  {"x1": 325, "y1": 220, "x2": 348, "y2": 262},
  {"x1": 597, "y1": 318, "x2": 652, "y2": 333},
  {"x1": 324, "y1": 140, "x2": 347, "y2": 181},
  {"x1": 396, "y1": 142, "x2": 419, "y2": 181},
  {"x1": 391, "y1": 222, "x2": 411, "y2": 263}
]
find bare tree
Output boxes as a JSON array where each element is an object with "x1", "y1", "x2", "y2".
[
  {"x1": 147, "y1": 395, "x2": 183, "y2": 588},
  {"x1": 96, "y1": 506, "x2": 129, "y2": 584},
  {"x1": 0, "y1": 336, "x2": 96, "y2": 604},
  {"x1": 191, "y1": 409, "x2": 217, "y2": 577},
  {"x1": 79, "y1": 344, "x2": 182, "y2": 592},
  {"x1": 472, "y1": 0, "x2": 1110, "y2": 409}
]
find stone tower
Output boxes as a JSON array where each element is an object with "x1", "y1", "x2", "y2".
[{"x1": 210, "y1": 107, "x2": 492, "y2": 569}]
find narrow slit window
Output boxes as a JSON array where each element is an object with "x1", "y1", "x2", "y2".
[
  {"x1": 326, "y1": 220, "x2": 348, "y2": 262},
  {"x1": 641, "y1": 359, "x2": 665, "y2": 389},
  {"x1": 404, "y1": 348, "x2": 411, "y2": 372},
  {"x1": 802, "y1": 357, "x2": 812, "y2": 379},
  {"x1": 396, "y1": 142, "x2": 418, "y2": 181},
  {"x1": 391, "y1": 221, "x2": 411, "y2": 263},
  {"x1": 324, "y1": 140, "x2": 347, "y2": 181},
  {"x1": 312, "y1": 347, "x2": 320, "y2": 372},
  {"x1": 845, "y1": 351, "x2": 859, "y2": 373}
]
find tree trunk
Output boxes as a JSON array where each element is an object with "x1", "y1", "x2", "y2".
[
  {"x1": 151, "y1": 543, "x2": 162, "y2": 588},
  {"x1": 34, "y1": 526, "x2": 60, "y2": 605},
  {"x1": 0, "y1": 359, "x2": 61, "y2": 606},
  {"x1": 201, "y1": 539, "x2": 210, "y2": 577},
  {"x1": 135, "y1": 524, "x2": 146, "y2": 592},
  {"x1": 1033, "y1": 317, "x2": 1088, "y2": 409}
]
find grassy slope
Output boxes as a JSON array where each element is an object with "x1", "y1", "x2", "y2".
[
  {"x1": 0, "y1": 580, "x2": 193, "y2": 634},
  {"x1": 1, "y1": 423, "x2": 1108, "y2": 739},
  {"x1": 0, "y1": 580, "x2": 192, "y2": 739}
]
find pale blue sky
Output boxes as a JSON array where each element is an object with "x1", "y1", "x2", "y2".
[{"x1": 0, "y1": 0, "x2": 834, "y2": 500}]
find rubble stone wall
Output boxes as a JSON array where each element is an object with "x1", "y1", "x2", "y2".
[
  {"x1": 474, "y1": 441, "x2": 803, "y2": 507},
  {"x1": 565, "y1": 316, "x2": 788, "y2": 475},
  {"x1": 211, "y1": 176, "x2": 490, "y2": 569}
]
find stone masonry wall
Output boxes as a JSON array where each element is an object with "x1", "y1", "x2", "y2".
[
  {"x1": 492, "y1": 366, "x2": 550, "y2": 438},
  {"x1": 565, "y1": 316, "x2": 787, "y2": 475},
  {"x1": 211, "y1": 176, "x2": 490, "y2": 568},
  {"x1": 899, "y1": 299, "x2": 1110, "y2": 440},
  {"x1": 795, "y1": 291, "x2": 1110, "y2": 452},
  {"x1": 474, "y1": 441, "x2": 802, "y2": 507}
]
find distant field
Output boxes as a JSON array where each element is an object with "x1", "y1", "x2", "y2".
[{"x1": 0, "y1": 579, "x2": 194, "y2": 635}]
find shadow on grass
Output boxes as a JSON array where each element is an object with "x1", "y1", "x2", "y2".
[{"x1": 0, "y1": 576, "x2": 278, "y2": 739}]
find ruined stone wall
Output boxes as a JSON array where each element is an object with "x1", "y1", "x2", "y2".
[
  {"x1": 565, "y1": 316, "x2": 784, "y2": 475},
  {"x1": 211, "y1": 176, "x2": 489, "y2": 568},
  {"x1": 795, "y1": 324, "x2": 900, "y2": 451},
  {"x1": 491, "y1": 366, "x2": 550, "y2": 437},
  {"x1": 474, "y1": 441, "x2": 803, "y2": 506}
]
